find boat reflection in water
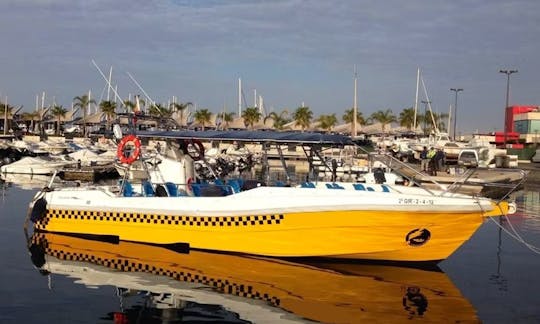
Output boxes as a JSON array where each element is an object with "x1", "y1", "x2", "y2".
[{"x1": 28, "y1": 232, "x2": 479, "y2": 323}]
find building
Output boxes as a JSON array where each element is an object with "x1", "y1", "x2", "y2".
[{"x1": 502, "y1": 105, "x2": 540, "y2": 145}]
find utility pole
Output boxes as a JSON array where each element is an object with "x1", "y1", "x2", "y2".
[
  {"x1": 499, "y1": 69, "x2": 518, "y2": 147},
  {"x1": 450, "y1": 88, "x2": 463, "y2": 141}
]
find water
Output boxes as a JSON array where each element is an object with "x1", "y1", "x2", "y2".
[{"x1": 0, "y1": 182, "x2": 539, "y2": 323}]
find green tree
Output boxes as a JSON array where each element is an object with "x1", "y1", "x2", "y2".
[
  {"x1": 149, "y1": 103, "x2": 172, "y2": 118},
  {"x1": 99, "y1": 100, "x2": 117, "y2": 131},
  {"x1": 264, "y1": 110, "x2": 290, "y2": 131},
  {"x1": 170, "y1": 101, "x2": 193, "y2": 127},
  {"x1": 242, "y1": 107, "x2": 261, "y2": 130},
  {"x1": 217, "y1": 111, "x2": 235, "y2": 130},
  {"x1": 398, "y1": 107, "x2": 420, "y2": 131},
  {"x1": 0, "y1": 102, "x2": 14, "y2": 133},
  {"x1": 317, "y1": 113, "x2": 338, "y2": 132},
  {"x1": 50, "y1": 105, "x2": 67, "y2": 135},
  {"x1": 73, "y1": 94, "x2": 96, "y2": 137},
  {"x1": 292, "y1": 106, "x2": 313, "y2": 131},
  {"x1": 193, "y1": 109, "x2": 212, "y2": 130},
  {"x1": 370, "y1": 109, "x2": 397, "y2": 132}
]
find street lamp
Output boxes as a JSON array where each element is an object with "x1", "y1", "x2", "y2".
[
  {"x1": 421, "y1": 100, "x2": 431, "y2": 136},
  {"x1": 450, "y1": 88, "x2": 463, "y2": 141},
  {"x1": 499, "y1": 69, "x2": 518, "y2": 147}
]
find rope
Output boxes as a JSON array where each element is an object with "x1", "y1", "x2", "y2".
[{"x1": 480, "y1": 200, "x2": 540, "y2": 255}]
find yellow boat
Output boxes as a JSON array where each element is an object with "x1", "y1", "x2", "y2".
[
  {"x1": 28, "y1": 182, "x2": 514, "y2": 263},
  {"x1": 28, "y1": 232, "x2": 479, "y2": 323},
  {"x1": 27, "y1": 130, "x2": 520, "y2": 263}
]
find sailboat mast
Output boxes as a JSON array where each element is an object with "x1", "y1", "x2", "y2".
[
  {"x1": 238, "y1": 78, "x2": 242, "y2": 117},
  {"x1": 413, "y1": 68, "x2": 420, "y2": 131},
  {"x1": 353, "y1": 65, "x2": 358, "y2": 138}
]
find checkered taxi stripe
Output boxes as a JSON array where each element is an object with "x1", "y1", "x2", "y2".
[
  {"x1": 38, "y1": 209, "x2": 285, "y2": 228},
  {"x1": 32, "y1": 236, "x2": 280, "y2": 307}
]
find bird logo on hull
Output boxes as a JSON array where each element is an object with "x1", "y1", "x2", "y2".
[{"x1": 405, "y1": 228, "x2": 431, "y2": 246}]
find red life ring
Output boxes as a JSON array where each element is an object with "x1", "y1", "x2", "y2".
[
  {"x1": 184, "y1": 139, "x2": 205, "y2": 160},
  {"x1": 186, "y1": 177, "x2": 194, "y2": 192},
  {"x1": 117, "y1": 134, "x2": 141, "y2": 164}
]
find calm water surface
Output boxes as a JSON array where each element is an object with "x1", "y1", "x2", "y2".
[{"x1": 0, "y1": 181, "x2": 539, "y2": 323}]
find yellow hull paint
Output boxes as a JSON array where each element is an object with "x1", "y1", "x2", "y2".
[
  {"x1": 31, "y1": 232, "x2": 479, "y2": 323},
  {"x1": 36, "y1": 207, "x2": 485, "y2": 262}
]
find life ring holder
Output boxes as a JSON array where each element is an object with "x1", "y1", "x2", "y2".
[
  {"x1": 117, "y1": 134, "x2": 141, "y2": 164},
  {"x1": 184, "y1": 139, "x2": 205, "y2": 160}
]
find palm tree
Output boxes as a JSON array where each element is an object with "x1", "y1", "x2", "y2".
[
  {"x1": 370, "y1": 109, "x2": 397, "y2": 132},
  {"x1": 264, "y1": 110, "x2": 290, "y2": 131},
  {"x1": 242, "y1": 107, "x2": 261, "y2": 130},
  {"x1": 317, "y1": 114, "x2": 338, "y2": 132},
  {"x1": 50, "y1": 105, "x2": 67, "y2": 135},
  {"x1": 424, "y1": 111, "x2": 449, "y2": 134},
  {"x1": 122, "y1": 99, "x2": 135, "y2": 113},
  {"x1": 21, "y1": 111, "x2": 39, "y2": 133},
  {"x1": 217, "y1": 111, "x2": 235, "y2": 130},
  {"x1": 343, "y1": 108, "x2": 365, "y2": 135},
  {"x1": 170, "y1": 102, "x2": 193, "y2": 127},
  {"x1": 73, "y1": 94, "x2": 96, "y2": 137},
  {"x1": 193, "y1": 109, "x2": 212, "y2": 131},
  {"x1": 99, "y1": 100, "x2": 117, "y2": 131},
  {"x1": 0, "y1": 102, "x2": 14, "y2": 134},
  {"x1": 398, "y1": 107, "x2": 420, "y2": 131},
  {"x1": 292, "y1": 106, "x2": 313, "y2": 131},
  {"x1": 149, "y1": 103, "x2": 171, "y2": 118}
]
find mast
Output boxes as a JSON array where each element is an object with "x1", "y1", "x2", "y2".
[
  {"x1": 353, "y1": 65, "x2": 358, "y2": 137},
  {"x1": 413, "y1": 67, "x2": 420, "y2": 132},
  {"x1": 238, "y1": 78, "x2": 242, "y2": 116}
]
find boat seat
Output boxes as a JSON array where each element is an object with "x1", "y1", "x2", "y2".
[
  {"x1": 301, "y1": 182, "x2": 316, "y2": 188},
  {"x1": 227, "y1": 179, "x2": 241, "y2": 193},
  {"x1": 353, "y1": 183, "x2": 366, "y2": 191},
  {"x1": 155, "y1": 184, "x2": 168, "y2": 197},
  {"x1": 121, "y1": 180, "x2": 134, "y2": 197},
  {"x1": 326, "y1": 183, "x2": 344, "y2": 189},
  {"x1": 366, "y1": 186, "x2": 375, "y2": 191},
  {"x1": 165, "y1": 182, "x2": 178, "y2": 197},
  {"x1": 381, "y1": 184, "x2": 390, "y2": 192},
  {"x1": 142, "y1": 180, "x2": 155, "y2": 197}
]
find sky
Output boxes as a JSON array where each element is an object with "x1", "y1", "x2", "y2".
[{"x1": 1, "y1": 0, "x2": 539, "y2": 134}]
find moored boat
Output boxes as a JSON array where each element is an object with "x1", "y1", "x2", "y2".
[{"x1": 26, "y1": 130, "x2": 520, "y2": 263}]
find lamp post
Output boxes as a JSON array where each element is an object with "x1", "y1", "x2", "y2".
[
  {"x1": 450, "y1": 88, "x2": 463, "y2": 141},
  {"x1": 499, "y1": 69, "x2": 518, "y2": 147},
  {"x1": 421, "y1": 100, "x2": 431, "y2": 136}
]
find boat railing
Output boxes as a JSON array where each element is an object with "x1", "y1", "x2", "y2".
[{"x1": 367, "y1": 153, "x2": 527, "y2": 199}]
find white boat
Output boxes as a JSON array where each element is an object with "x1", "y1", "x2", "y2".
[
  {"x1": 27, "y1": 131, "x2": 520, "y2": 263},
  {"x1": 1, "y1": 156, "x2": 75, "y2": 175}
]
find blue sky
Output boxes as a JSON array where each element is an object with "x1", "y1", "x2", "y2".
[{"x1": 1, "y1": 0, "x2": 539, "y2": 134}]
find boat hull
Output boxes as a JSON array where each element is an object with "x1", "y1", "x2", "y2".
[{"x1": 31, "y1": 187, "x2": 493, "y2": 262}]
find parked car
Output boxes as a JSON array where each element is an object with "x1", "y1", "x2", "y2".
[{"x1": 457, "y1": 149, "x2": 478, "y2": 168}]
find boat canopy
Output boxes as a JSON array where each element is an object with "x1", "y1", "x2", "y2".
[{"x1": 136, "y1": 130, "x2": 354, "y2": 146}]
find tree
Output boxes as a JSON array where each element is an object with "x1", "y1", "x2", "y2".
[
  {"x1": 370, "y1": 109, "x2": 397, "y2": 132},
  {"x1": 317, "y1": 114, "x2": 338, "y2": 132},
  {"x1": 149, "y1": 103, "x2": 172, "y2": 118},
  {"x1": 50, "y1": 105, "x2": 67, "y2": 135},
  {"x1": 21, "y1": 111, "x2": 39, "y2": 133},
  {"x1": 264, "y1": 110, "x2": 290, "y2": 131},
  {"x1": 170, "y1": 101, "x2": 193, "y2": 127},
  {"x1": 398, "y1": 107, "x2": 420, "y2": 131},
  {"x1": 99, "y1": 100, "x2": 117, "y2": 131},
  {"x1": 292, "y1": 106, "x2": 313, "y2": 131},
  {"x1": 217, "y1": 111, "x2": 235, "y2": 130},
  {"x1": 73, "y1": 94, "x2": 96, "y2": 137},
  {"x1": 122, "y1": 99, "x2": 135, "y2": 113},
  {"x1": 0, "y1": 102, "x2": 14, "y2": 134},
  {"x1": 343, "y1": 108, "x2": 365, "y2": 135},
  {"x1": 193, "y1": 109, "x2": 212, "y2": 130},
  {"x1": 242, "y1": 107, "x2": 261, "y2": 130}
]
